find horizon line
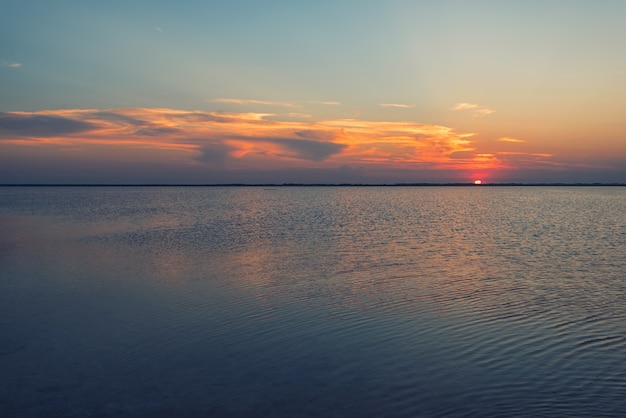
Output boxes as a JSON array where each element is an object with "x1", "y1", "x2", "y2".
[{"x1": 1, "y1": 183, "x2": 625, "y2": 187}]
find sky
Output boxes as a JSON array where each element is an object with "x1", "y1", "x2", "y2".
[{"x1": 1, "y1": 0, "x2": 625, "y2": 184}]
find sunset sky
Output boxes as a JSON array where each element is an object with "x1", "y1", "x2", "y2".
[{"x1": 1, "y1": 1, "x2": 625, "y2": 184}]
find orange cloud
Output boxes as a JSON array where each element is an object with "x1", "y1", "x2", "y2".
[
  {"x1": 0, "y1": 108, "x2": 503, "y2": 173},
  {"x1": 496, "y1": 136, "x2": 526, "y2": 143}
]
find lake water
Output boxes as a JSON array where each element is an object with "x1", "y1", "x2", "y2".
[{"x1": 1, "y1": 186, "x2": 625, "y2": 417}]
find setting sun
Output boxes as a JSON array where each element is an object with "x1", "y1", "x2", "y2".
[{"x1": 474, "y1": 180, "x2": 482, "y2": 185}]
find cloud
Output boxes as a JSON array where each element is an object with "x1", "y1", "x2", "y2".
[
  {"x1": 227, "y1": 133, "x2": 346, "y2": 161},
  {"x1": 134, "y1": 127, "x2": 182, "y2": 136},
  {"x1": 0, "y1": 107, "x2": 494, "y2": 171},
  {"x1": 295, "y1": 130, "x2": 336, "y2": 142},
  {"x1": 235, "y1": 137, "x2": 346, "y2": 161},
  {"x1": 497, "y1": 152, "x2": 554, "y2": 158},
  {"x1": 452, "y1": 102, "x2": 478, "y2": 111},
  {"x1": 94, "y1": 111, "x2": 146, "y2": 126},
  {"x1": 211, "y1": 98, "x2": 300, "y2": 108},
  {"x1": 490, "y1": 151, "x2": 559, "y2": 171},
  {"x1": 195, "y1": 143, "x2": 235, "y2": 164},
  {"x1": 452, "y1": 102, "x2": 495, "y2": 117},
  {"x1": 155, "y1": 26, "x2": 163, "y2": 32},
  {"x1": 496, "y1": 136, "x2": 526, "y2": 143},
  {"x1": 0, "y1": 112, "x2": 97, "y2": 138},
  {"x1": 307, "y1": 101, "x2": 341, "y2": 106},
  {"x1": 6, "y1": 107, "x2": 622, "y2": 184},
  {"x1": 272, "y1": 138, "x2": 346, "y2": 161},
  {"x1": 94, "y1": 110, "x2": 183, "y2": 136},
  {"x1": 0, "y1": 61, "x2": 23, "y2": 68},
  {"x1": 473, "y1": 108, "x2": 495, "y2": 116},
  {"x1": 379, "y1": 103, "x2": 415, "y2": 109},
  {"x1": 286, "y1": 113, "x2": 312, "y2": 119}
]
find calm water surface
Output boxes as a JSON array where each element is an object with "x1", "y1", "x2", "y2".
[{"x1": 1, "y1": 186, "x2": 625, "y2": 417}]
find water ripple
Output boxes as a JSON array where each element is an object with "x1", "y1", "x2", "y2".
[{"x1": 2, "y1": 186, "x2": 626, "y2": 416}]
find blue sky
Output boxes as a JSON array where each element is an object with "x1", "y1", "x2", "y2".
[{"x1": 1, "y1": 1, "x2": 625, "y2": 183}]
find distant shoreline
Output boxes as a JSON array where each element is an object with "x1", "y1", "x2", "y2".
[{"x1": 1, "y1": 183, "x2": 625, "y2": 187}]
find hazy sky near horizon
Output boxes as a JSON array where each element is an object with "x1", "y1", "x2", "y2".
[{"x1": 1, "y1": 0, "x2": 625, "y2": 183}]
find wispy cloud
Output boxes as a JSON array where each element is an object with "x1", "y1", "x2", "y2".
[
  {"x1": 379, "y1": 103, "x2": 415, "y2": 109},
  {"x1": 307, "y1": 100, "x2": 341, "y2": 106},
  {"x1": 452, "y1": 102, "x2": 478, "y2": 111},
  {"x1": 210, "y1": 98, "x2": 300, "y2": 108},
  {"x1": 0, "y1": 108, "x2": 491, "y2": 170},
  {"x1": 473, "y1": 108, "x2": 495, "y2": 116},
  {"x1": 492, "y1": 151, "x2": 557, "y2": 171},
  {"x1": 286, "y1": 113, "x2": 312, "y2": 119},
  {"x1": 154, "y1": 26, "x2": 163, "y2": 33},
  {"x1": 496, "y1": 136, "x2": 526, "y2": 143},
  {"x1": 498, "y1": 151, "x2": 554, "y2": 158},
  {"x1": 0, "y1": 61, "x2": 23, "y2": 68},
  {"x1": 452, "y1": 102, "x2": 494, "y2": 117}
]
